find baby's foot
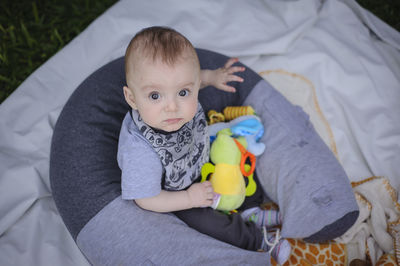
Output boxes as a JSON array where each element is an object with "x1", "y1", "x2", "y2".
[
  {"x1": 261, "y1": 227, "x2": 291, "y2": 265},
  {"x1": 241, "y1": 207, "x2": 282, "y2": 228}
]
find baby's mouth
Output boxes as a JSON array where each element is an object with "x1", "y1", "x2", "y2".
[{"x1": 164, "y1": 118, "x2": 183, "y2": 124}]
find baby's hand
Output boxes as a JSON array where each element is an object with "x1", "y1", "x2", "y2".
[
  {"x1": 201, "y1": 58, "x2": 245, "y2": 93},
  {"x1": 187, "y1": 181, "x2": 214, "y2": 208}
]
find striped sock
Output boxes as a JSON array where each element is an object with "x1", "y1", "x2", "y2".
[
  {"x1": 241, "y1": 207, "x2": 282, "y2": 228},
  {"x1": 261, "y1": 227, "x2": 291, "y2": 265}
]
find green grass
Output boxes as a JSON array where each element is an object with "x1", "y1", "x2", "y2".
[
  {"x1": 0, "y1": 0, "x2": 399, "y2": 104},
  {"x1": 0, "y1": 0, "x2": 117, "y2": 103}
]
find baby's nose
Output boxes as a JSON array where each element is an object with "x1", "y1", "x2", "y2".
[{"x1": 165, "y1": 98, "x2": 178, "y2": 112}]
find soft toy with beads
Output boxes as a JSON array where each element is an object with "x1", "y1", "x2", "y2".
[{"x1": 201, "y1": 128, "x2": 259, "y2": 212}]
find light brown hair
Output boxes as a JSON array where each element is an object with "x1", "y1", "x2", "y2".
[{"x1": 125, "y1": 26, "x2": 199, "y2": 83}]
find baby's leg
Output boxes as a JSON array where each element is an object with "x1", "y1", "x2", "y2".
[
  {"x1": 241, "y1": 207, "x2": 282, "y2": 228},
  {"x1": 174, "y1": 207, "x2": 263, "y2": 251},
  {"x1": 173, "y1": 208, "x2": 290, "y2": 264},
  {"x1": 239, "y1": 171, "x2": 282, "y2": 229}
]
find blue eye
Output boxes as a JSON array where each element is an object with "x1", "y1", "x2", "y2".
[
  {"x1": 149, "y1": 92, "x2": 160, "y2": 100},
  {"x1": 179, "y1": 89, "x2": 189, "y2": 97}
]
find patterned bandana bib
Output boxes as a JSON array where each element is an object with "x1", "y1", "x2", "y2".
[{"x1": 131, "y1": 104, "x2": 210, "y2": 191}]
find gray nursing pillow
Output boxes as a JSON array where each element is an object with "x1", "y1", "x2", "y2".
[{"x1": 50, "y1": 48, "x2": 358, "y2": 246}]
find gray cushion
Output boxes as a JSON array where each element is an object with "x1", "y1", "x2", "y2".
[{"x1": 50, "y1": 48, "x2": 358, "y2": 264}]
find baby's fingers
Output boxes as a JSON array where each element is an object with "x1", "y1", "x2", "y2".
[
  {"x1": 227, "y1": 66, "x2": 245, "y2": 75},
  {"x1": 227, "y1": 74, "x2": 244, "y2": 83},
  {"x1": 202, "y1": 181, "x2": 212, "y2": 188},
  {"x1": 219, "y1": 84, "x2": 236, "y2": 93},
  {"x1": 224, "y1": 57, "x2": 239, "y2": 68},
  {"x1": 202, "y1": 182, "x2": 214, "y2": 193}
]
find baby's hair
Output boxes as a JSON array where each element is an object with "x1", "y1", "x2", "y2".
[{"x1": 125, "y1": 26, "x2": 199, "y2": 81}]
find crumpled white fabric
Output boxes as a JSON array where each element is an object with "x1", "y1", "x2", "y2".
[
  {"x1": 336, "y1": 177, "x2": 400, "y2": 264},
  {"x1": 0, "y1": 0, "x2": 399, "y2": 265}
]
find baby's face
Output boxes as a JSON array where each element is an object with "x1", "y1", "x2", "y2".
[{"x1": 124, "y1": 53, "x2": 201, "y2": 132}]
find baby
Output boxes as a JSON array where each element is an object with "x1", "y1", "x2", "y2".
[{"x1": 118, "y1": 26, "x2": 290, "y2": 264}]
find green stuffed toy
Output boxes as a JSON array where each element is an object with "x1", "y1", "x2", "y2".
[{"x1": 201, "y1": 128, "x2": 257, "y2": 212}]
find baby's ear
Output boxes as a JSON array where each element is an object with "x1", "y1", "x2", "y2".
[{"x1": 123, "y1": 86, "x2": 137, "y2": 110}]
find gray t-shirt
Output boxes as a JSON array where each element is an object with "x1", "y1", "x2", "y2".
[{"x1": 117, "y1": 103, "x2": 209, "y2": 200}]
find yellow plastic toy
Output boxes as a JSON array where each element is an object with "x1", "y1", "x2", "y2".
[
  {"x1": 207, "y1": 110, "x2": 225, "y2": 125},
  {"x1": 207, "y1": 106, "x2": 256, "y2": 125},
  {"x1": 223, "y1": 106, "x2": 255, "y2": 121},
  {"x1": 201, "y1": 128, "x2": 257, "y2": 212}
]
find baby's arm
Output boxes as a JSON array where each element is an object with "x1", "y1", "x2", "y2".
[
  {"x1": 200, "y1": 57, "x2": 245, "y2": 93},
  {"x1": 135, "y1": 181, "x2": 214, "y2": 212}
]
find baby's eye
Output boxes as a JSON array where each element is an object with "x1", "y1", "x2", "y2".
[
  {"x1": 149, "y1": 92, "x2": 160, "y2": 100},
  {"x1": 178, "y1": 89, "x2": 190, "y2": 97}
]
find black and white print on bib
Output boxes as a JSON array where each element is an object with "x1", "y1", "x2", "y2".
[{"x1": 131, "y1": 104, "x2": 209, "y2": 191}]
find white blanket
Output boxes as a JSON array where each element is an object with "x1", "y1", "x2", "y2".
[{"x1": 0, "y1": 0, "x2": 399, "y2": 265}]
